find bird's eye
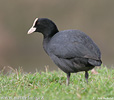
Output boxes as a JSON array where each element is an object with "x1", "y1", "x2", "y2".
[{"x1": 37, "y1": 22, "x2": 40, "y2": 25}]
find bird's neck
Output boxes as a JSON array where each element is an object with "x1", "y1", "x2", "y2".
[
  {"x1": 43, "y1": 37, "x2": 51, "y2": 55},
  {"x1": 43, "y1": 28, "x2": 59, "y2": 39},
  {"x1": 43, "y1": 30, "x2": 58, "y2": 55}
]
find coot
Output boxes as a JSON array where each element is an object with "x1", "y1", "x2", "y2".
[{"x1": 27, "y1": 18, "x2": 102, "y2": 85}]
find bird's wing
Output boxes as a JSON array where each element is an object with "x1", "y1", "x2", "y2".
[{"x1": 49, "y1": 30, "x2": 101, "y2": 60}]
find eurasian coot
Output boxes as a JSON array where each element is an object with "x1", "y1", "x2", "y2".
[{"x1": 27, "y1": 18, "x2": 102, "y2": 85}]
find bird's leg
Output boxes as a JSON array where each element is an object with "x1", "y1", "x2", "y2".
[
  {"x1": 66, "y1": 73, "x2": 70, "y2": 85},
  {"x1": 85, "y1": 71, "x2": 89, "y2": 84}
]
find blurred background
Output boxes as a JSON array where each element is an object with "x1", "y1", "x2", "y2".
[{"x1": 0, "y1": 0, "x2": 114, "y2": 73}]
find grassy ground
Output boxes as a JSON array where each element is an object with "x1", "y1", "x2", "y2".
[{"x1": 0, "y1": 65, "x2": 114, "y2": 100}]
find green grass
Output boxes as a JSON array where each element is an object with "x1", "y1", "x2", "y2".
[{"x1": 0, "y1": 65, "x2": 114, "y2": 100}]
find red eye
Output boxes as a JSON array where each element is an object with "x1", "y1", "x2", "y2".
[{"x1": 37, "y1": 22, "x2": 40, "y2": 24}]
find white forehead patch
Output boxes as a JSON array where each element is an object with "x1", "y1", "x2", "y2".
[
  {"x1": 32, "y1": 18, "x2": 38, "y2": 27},
  {"x1": 27, "y1": 18, "x2": 38, "y2": 34}
]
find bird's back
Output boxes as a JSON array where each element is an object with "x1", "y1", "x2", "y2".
[{"x1": 48, "y1": 30, "x2": 101, "y2": 60}]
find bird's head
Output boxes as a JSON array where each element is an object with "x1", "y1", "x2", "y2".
[{"x1": 27, "y1": 18, "x2": 59, "y2": 38}]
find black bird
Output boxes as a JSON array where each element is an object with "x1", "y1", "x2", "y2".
[{"x1": 27, "y1": 18, "x2": 102, "y2": 85}]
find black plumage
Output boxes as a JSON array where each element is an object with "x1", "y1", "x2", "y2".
[{"x1": 28, "y1": 18, "x2": 102, "y2": 85}]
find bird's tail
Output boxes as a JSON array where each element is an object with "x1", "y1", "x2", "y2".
[{"x1": 88, "y1": 59, "x2": 102, "y2": 66}]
